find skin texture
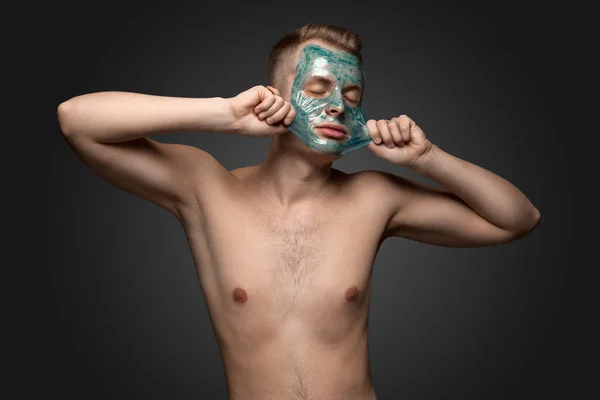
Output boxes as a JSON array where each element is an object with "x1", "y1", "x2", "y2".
[{"x1": 57, "y1": 38, "x2": 540, "y2": 400}]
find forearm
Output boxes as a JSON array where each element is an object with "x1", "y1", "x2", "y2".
[
  {"x1": 57, "y1": 91, "x2": 234, "y2": 143},
  {"x1": 413, "y1": 145, "x2": 540, "y2": 233}
]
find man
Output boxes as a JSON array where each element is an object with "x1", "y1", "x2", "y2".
[{"x1": 57, "y1": 23, "x2": 540, "y2": 400}]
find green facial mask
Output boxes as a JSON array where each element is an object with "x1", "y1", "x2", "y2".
[{"x1": 289, "y1": 44, "x2": 372, "y2": 155}]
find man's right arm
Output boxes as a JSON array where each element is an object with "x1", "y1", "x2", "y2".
[
  {"x1": 57, "y1": 88, "x2": 294, "y2": 218},
  {"x1": 58, "y1": 86, "x2": 296, "y2": 220},
  {"x1": 57, "y1": 92, "x2": 238, "y2": 219}
]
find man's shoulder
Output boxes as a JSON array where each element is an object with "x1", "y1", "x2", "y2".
[
  {"x1": 344, "y1": 169, "x2": 389, "y2": 186},
  {"x1": 155, "y1": 141, "x2": 225, "y2": 171},
  {"x1": 344, "y1": 169, "x2": 418, "y2": 199},
  {"x1": 339, "y1": 169, "x2": 393, "y2": 196},
  {"x1": 229, "y1": 165, "x2": 259, "y2": 181}
]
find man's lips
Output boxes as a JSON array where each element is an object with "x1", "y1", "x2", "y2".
[{"x1": 314, "y1": 123, "x2": 349, "y2": 139}]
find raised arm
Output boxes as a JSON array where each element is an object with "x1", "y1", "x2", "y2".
[
  {"x1": 366, "y1": 115, "x2": 541, "y2": 248},
  {"x1": 57, "y1": 86, "x2": 295, "y2": 218}
]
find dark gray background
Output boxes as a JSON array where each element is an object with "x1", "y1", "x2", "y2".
[{"x1": 37, "y1": 2, "x2": 580, "y2": 399}]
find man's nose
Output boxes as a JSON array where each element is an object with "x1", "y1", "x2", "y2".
[
  {"x1": 325, "y1": 104, "x2": 344, "y2": 117},
  {"x1": 325, "y1": 99, "x2": 345, "y2": 117}
]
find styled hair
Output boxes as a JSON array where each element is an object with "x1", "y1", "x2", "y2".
[{"x1": 268, "y1": 24, "x2": 363, "y2": 88}]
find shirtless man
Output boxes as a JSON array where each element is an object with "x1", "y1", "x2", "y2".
[{"x1": 57, "y1": 24, "x2": 540, "y2": 400}]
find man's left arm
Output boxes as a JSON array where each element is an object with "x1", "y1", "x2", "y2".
[{"x1": 366, "y1": 115, "x2": 541, "y2": 247}]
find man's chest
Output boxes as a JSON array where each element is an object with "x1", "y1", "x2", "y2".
[{"x1": 183, "y1": 190, "x2": 387, "y2": 313}]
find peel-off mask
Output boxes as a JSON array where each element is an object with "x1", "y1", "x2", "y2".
[{"x1": 289, "y1": 44, "x2": 372, "y2": 155}]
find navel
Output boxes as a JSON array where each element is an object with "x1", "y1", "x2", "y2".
[
  {"x1": 345, "y1": 286, "x2": 359, "y2": 302},
  {"x1": 232, "y1": 287, "x2": 248, "y2": 304}
]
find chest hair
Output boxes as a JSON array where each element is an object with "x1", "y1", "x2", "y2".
[{"x1": 250, "y1": 205, "x2": 335, "y2": 307}]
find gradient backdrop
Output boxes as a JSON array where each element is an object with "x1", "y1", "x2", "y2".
[{"x1": 40, "y1": 3, "x2": 577, "y2": 399}]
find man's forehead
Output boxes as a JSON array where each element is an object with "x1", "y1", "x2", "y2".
[
  {"x1": 298, "y1": 43, "x2": 359, "y2": 64},
  {"x1": 294, "y1": 43, "x2": 363, "y2": 84}
]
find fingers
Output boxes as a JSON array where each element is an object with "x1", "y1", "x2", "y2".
[
  {"x1": 266, "y1": 85, "x2": 280, "y2": 96},
  {"x1": 388, "y1": 118, "x2": 404, "y2": 147},
  {"x1": 385, "y1": 120, "x2": 404, "y2": 148},
  {"x1": 266, "y1": 102, "x2": 296, "y2": 126},
  {"x1": 376, "y1": 120, "x2": 395, "y2": 148},
  {"x1": 367, "y1": 120, "x2": 380, "y2": 144},
  {"x1": 283, "y1": 106, "x2": 296, "y2": 126},
  {"x1": 368, "y1": 115, "x2": 414, "y2": 148},
  {"x1": 254, "y1": 94, "x2": 276, "y2": 114},
  {"x1": 397, "y1": 115, "x2": 413, "y2": 143},
  {"x1": 258, "y1": 96, "x2": 284, "y2": 120},
  {"x1": 368, "y1": 119, "x2": 398, "y2": 148},
  {"x1": 253, "y1": 85, "x2": 295, "y2": 126},
  {"x1": 266, "y1": 101, "x2": 291, "y2": 125}
]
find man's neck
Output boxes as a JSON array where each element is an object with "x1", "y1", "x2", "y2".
[{"x1": 255, "y1": 136, "x2": 339, "y2": 208}]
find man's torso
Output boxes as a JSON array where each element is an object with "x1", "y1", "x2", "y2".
[{"x1": 178, "y1": 166, "x2": 388, "y2": 400}]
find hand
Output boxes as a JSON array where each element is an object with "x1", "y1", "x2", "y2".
[
  {"x1": 366, "y1": 115, "x2": 432, "y2": 169},
  {"x1": 227, "y1": 85, "x2": 296, "y2": 137}
]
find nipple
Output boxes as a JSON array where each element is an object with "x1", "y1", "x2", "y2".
[
  {"x1": 345, "y1": 286, "x2": 359, "y2": 302},
  {"x1": 232, "y1": 287, "x2": 248, "y2": 304}
]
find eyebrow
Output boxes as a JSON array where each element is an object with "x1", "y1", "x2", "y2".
[
  {"x1": 305, "y1": 76, "x2": 363, "y2": 92},
  {"x1": 306, "y1": 76, "x2": 335, "y2": 85}
]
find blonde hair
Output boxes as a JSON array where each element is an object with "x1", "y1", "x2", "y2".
[{"x1": 268, "y1": 24, "x2": 363, "y2": 88}]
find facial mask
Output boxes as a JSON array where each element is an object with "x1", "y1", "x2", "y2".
[{"x1": 288, "y1": 44, "x2": 372, "y2": 155}]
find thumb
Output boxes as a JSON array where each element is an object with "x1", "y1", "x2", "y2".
[
  {"x1": 367, "y1": 141, "x2": 385, "y2": 155},
  {"x1": 262, "y1": 122, "x2": 292, "y2": 137}
]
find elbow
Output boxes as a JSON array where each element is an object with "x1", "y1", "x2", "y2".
[
  {"x1": 57, "y1": 99, "x2": 77, "y2": 138},
  {"x1": 526, "y1": 206, "x2": 542, "y2": 234},
  {"x1": 511, "y1": 207, "x2": 542, "y2": 239}
]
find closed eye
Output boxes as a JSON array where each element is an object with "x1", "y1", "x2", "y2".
[
  {"x1": 343, "y1": 84, "x2": 362, "y2": 105},
  {"x1": 304, "y1": 76, "x2": 334, "y2": 98},
  {"x1": 305, "y1": 88, "x2": 328, "y2": 98},
  {"x1": 344, "y1": 95, "x2": 360, "y2": 105}
]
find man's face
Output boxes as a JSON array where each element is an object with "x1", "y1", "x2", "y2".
[{"x1": 287, "y1": 44, "x2": 372, "y2": 155}]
